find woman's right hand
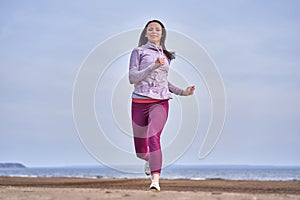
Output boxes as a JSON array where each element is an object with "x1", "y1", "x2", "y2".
[{"x1": 155, "y1": 57, "x2": 165, "y2": 67}]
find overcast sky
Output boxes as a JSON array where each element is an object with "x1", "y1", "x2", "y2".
[{"x1": 1, "y1": 0, "x2": 300, "y2": 167}]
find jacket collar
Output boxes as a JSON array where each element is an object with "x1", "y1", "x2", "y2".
[{"x1": 145, "y1": 41, "x2": 163, "y2": 51}]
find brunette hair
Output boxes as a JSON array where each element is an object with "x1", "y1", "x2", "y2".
[{"x1": 138, "y1": 20, "x2": 175, "y2": 61}]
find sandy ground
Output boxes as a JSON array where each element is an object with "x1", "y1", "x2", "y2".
[{"x1": 0, "y1": 177, "x2": 299, "y2": 200}]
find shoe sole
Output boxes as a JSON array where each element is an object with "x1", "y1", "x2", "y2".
[{"x1": 150, "y1": 187, "x2": 160, "y2": 192}]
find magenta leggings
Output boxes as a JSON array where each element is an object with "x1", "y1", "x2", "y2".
[{"x1": 131, "y1": 100, "x2": 169, "y2": 174}]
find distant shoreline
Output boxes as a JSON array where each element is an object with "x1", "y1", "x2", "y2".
[
  {"x1": 10, "y1": 164, "x2": 300, "y2": 168},
  {"x1": 0, "y1": 163, "x2": 26, "y2": 169}
]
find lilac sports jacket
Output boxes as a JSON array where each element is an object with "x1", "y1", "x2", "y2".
[{"x1": 129, "y1": 42, "x2": 183, "y2": 100}]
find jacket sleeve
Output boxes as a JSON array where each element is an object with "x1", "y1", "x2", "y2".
[
  {"x1": 129, "y1": 49, "x2": 157, "y2": 84},
  {"x1": 168, "y1": 81, "x2": 184, "y2": 95}
]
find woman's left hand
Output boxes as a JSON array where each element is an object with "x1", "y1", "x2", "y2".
[{"x1": 182, "y1": 86, "x2": 195, "y2": 96}]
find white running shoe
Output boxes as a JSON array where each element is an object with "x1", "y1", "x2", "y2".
[
  {"x1": 149, "y1": 181, "x2": 160, "y2": 192},
  {"x1": 144, "y1": 161, "x2": 151, "y2": 176}
]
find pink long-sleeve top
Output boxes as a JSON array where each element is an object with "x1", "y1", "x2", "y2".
[{"x1": 129, "y1": 42, "x2": 183, "y2": 100}]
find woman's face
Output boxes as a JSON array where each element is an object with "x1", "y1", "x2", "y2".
[{"x1": 145, "y1": 22, "x2": 163, "y2": 46}]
